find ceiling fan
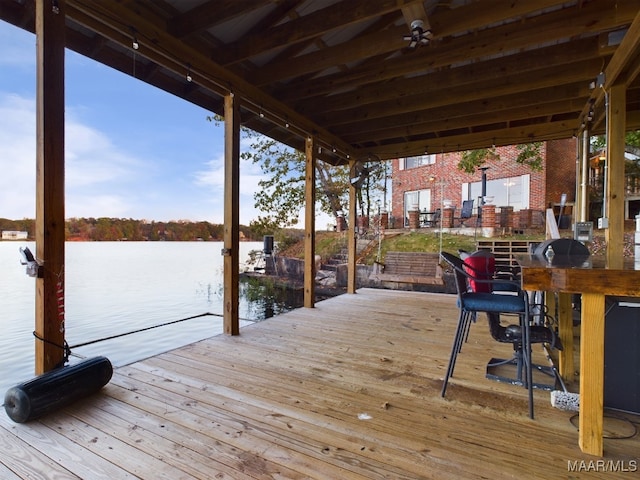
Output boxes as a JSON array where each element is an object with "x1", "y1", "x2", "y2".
[
  {"x1": 350, "y1": 156, "x2": 381, "y2": 189},
  {"x1": 350, "y1": 163, "x2": 370, "y2": 190},
  {"x1": 403, "y1": 19, "x2": 432, "y2": 49}
]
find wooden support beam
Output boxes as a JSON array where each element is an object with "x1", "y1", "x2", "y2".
[
  {"x1": 34, "y1": 0, "x2": 66, "y2": 374},
  {"x1": 304, "y1": 136, "x2": 316, "y2": 308},
  {"x1": 223, "y1": 93, "x2": 240, "y2": 335},
  {"x1": 347, "y1": 159, "x2": 357, "y2": 294},
  {"x1": 574, "y1": 132, "x2": 583, "y2": 224},
  {"x1": 557, "y1": 293, "x2": 574, "y2": 382},
  {"x1": 578, "y1": 292, "x2": 605, "y2": 457},
  {"x1": 605, "y1": 83, "x2": 626, "y2": 268},
  {"x1": 578, "y1": 7, "x2": 640, "y2": 134},
  {"x1": 579, "y1": 128, "x2": 590, "y2": 222}
]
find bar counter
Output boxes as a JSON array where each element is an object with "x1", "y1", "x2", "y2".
[{"x1": 515, "y1": 254, "x2": 640, "y2": 457}]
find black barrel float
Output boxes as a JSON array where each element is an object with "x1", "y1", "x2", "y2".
[{"x1": 4, "y1": 356, "x2": 113, "y2": 423}]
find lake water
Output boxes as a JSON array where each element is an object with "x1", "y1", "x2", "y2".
[{"x1": 0, "y1": 241, "x2": 300, "y2": 394}]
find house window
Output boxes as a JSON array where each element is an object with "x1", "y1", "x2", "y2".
[
  {"x1": 403, "y1": 189, "x2": 432, "y2": 226},
  {"x1": 399, "y1": 154, "x2": 436, "y2": 170},
  {"x1": 463, "y1": 174, "x2": 530, "y2": 210}
]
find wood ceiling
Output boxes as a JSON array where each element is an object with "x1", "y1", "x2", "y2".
[{"x1": 2, "y1": 0, "x2": 640, "y2": 165}]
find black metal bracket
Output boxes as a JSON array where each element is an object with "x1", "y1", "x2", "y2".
[{"x1": 20, "y1": 246, "x2": 43, "y2": 278}]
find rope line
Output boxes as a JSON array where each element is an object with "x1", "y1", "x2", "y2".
[
  {"x1": 32, "y1": 311, "x2": 255, "y2": 361},
  {"x1": 70, "y1": 312, "x2": 219, "y2": 349},
  {"x1": 31, "y1": 332, "x2": 72, "y2": 368}
]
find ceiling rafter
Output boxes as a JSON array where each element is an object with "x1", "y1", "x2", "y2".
[
  {"x1": 3, "y1": 0, "x2": 639, "y2": 163},
  {"x1": 260, "y1": 0, "x2": 636, "y2": 91},
  {"x1": 293, "y1": 38, "x2": 605, "y2": 114},
  {"x1": 580, "y1": 8, "x2": 640, "y2": 132},
  {"x1": 330, "y1": 81, "x2": 591, "y2": 145},
  {"x1": 317, "y1": 61, "x2": 598, "y2": 129},
  {"x1": 212, "y1": 0, "x2": 424, "y2": 66},
  {"x1": 429, "y1": 0, "x2": 580, "y2": 37},
  {"x1": 373, "y1": 119, "x2": 579, "y2": 158},
  {"x1": 169, "y1": 0, "x2": 274, "y2": 38},
  {"x1": 344, "y1": 99, "x2": 589, "y2": 146}
]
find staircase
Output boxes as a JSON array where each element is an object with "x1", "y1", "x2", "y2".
[{"x1": 322, "y1": 239, "x2": 371, "y2": 271}]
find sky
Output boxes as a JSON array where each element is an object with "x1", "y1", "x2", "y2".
[{"x1": 0, "y1": 20, "x2": 328, "y2": 227}]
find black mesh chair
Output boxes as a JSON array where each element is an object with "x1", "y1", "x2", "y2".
[
  {"x1": 454, "y1": 199, "x2": 474, "y2": 226},
  {"x1": 485, "y1": 309, "x2": 562, "y2": 391},
  {"x1": 440, "y1": 251, "x2": 542, "y2": 418},
  {"x1": 424, "y1": 208, "x2": 441, "y2": 227}
]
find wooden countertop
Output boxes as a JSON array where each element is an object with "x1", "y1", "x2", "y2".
[{"x1": 514, "y1": 254, "x2": 640, "y2": 297}]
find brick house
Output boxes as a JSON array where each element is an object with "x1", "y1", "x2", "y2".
[{"x1": 389, "y1": 139, "x2": 577, "y2": 231}]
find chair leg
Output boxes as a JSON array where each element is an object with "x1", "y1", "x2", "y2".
[
  {"x1": 462, "y1": 311, "x2": 476, "y2": 344},
  {"x1": 441, "y1": 310, "x2": 472, "y2": 397},
  {"x1": 522, "y1": 313, "x2": 535, "y2": 419}
]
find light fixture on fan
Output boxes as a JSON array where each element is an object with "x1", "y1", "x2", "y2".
[
  {"x1": 350, "y1": 156, "x2": 381, "y2": 189},
  {"x1": 403, "y1": 19, "x2": 432, "y2": 48},
  {"x1": 350, "y1": 159, "x2": 373, "y2": 189}
]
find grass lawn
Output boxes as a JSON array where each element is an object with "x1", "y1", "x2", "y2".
[{"x1": 281, "y1": 230, "x2": 547, "y2": 265}]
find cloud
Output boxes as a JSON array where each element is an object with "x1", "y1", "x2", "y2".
[
  {"x1": 0, "y1": 94, "x2": 37, "y2": 219},
  {"x1": 65, "y1": 111, "x2": 143, "y2": 188},
  {"x1": 192, "y1": 152, "x2": 265, "y2": 224},
  {"x1": 194, "y1": 153, "x2": 263, "y2": 196},
  {"x1": 65, "y1": 194, "x2": 131, "y2": 219},
  {"x1": 0, "y1": 92, "x2": 148, "y2": 220},
  {"x1": 0, "y1": 21, "x2": 272, "y2": 226},
  {"x1": 0, "y1": 91, "x2": 334, "y2": 227}
]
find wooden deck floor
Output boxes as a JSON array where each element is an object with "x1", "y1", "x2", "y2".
[{"x1": 1, "y1": 289, "x2": 638, "y2": 479}]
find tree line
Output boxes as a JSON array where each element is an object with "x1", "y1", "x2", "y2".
[{"x1": 0, "y1": 217, "x2": 260, "y2": 242}]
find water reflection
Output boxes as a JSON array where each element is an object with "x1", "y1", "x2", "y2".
[{"x1": 240, "y1": 275, "x2": 304, "y2": 320}]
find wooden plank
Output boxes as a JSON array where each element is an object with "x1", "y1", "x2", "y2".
[
  {"x1": 296, "y1": 33, "x2": 599, "y2": 110},
  {"x1": 578, "y1": 293, "x2": 605, "y2": 457},
  {"x1": 141, "y1": 318, "x2": 585, "y2": 479},
  {"x1": 371, "y1": 118, "x2": 578, "y2": 157},
  {"x1": 557, "y1": 292, "x2": 574, "y2": 382},
  {"x1": 109, "y1": 366, "x2": 413, "y2": 480},
  {"x1": 347, "y1": 159, "x2": 357, "y2": 294},
  {"x1": 96, "y1": 382, "x2": 307, "y2": 480},
  {"x1": 518, "y1": 258, "x2": 640, "y2": 296},
  {"x1": 605, "y1": 83, "x2": 626, "y2": 268},
  {"x1": 304, "y1": 136, "x2": 316, "y2": 308},
  {"x1": 39, "y1": 414, "x2": 195, "y2": 479},
  {"x1": 602, "y1": 8, "x2": 640, "y2": 89},
  {"x1": 2, "y1": 290, "x2": 638, "y2": 478},
  {"x1": 223, "y1": 93, "x2": 240, "y2": 334},
  {"x1": 35, "y1": 0, "x2": 66, "y2": 374},
  {"x1": 374, "y1": 274, "x2": 443, "y2": 285},
  {"x1": 549, "y1": 268, "x2": 640, "y2": 296},
  {"x1": 0, "y1": 412, "x2": 132, "y2": 479},
  {"x1": 0, "y1": 414, "x2": 82, "y2": 479},
  {"x1": 56, "y1": 396, "x2": 261, "y2": 480},
  {"x1": 217, "y1": 0, "x2": 419, "y2": 66},
  {"x1": 129, "y1": 354, "x2": 551, "y2": 478}
]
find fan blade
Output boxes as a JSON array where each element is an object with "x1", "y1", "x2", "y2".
[{"x1": 350, "y1": 176, "x2": 367, "y2": 189}]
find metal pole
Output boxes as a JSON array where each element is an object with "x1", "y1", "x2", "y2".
[{"x1": 480, "y1": 167, "x2": 489, "y2": 200}]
